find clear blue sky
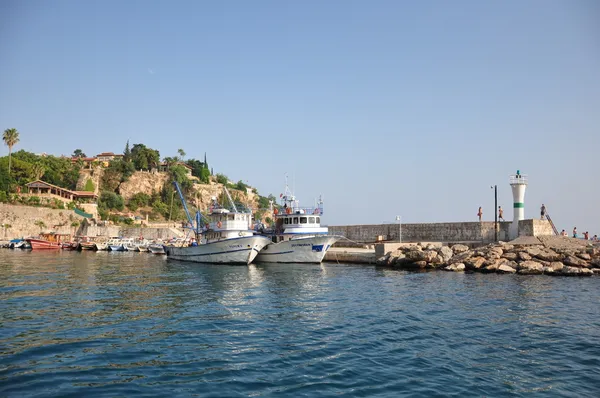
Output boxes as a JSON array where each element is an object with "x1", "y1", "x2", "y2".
[{"x1": 1, "y1": 0, "x2": 598, "y2": 234}]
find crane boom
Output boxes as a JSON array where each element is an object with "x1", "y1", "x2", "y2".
[
  {"x1": 173, "y1": 181, "x2": 195, "y2": 228},
  {"x1": 223, "y1": 185, "x2": 239, "y2": 213}
]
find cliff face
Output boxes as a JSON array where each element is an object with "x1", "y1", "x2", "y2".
[
  {"x1": 118, "y1": 171, "x2": 169, "y2": 200},
  {"x1": 76, "y1": 167, "x2": 104, "y2": 194}
]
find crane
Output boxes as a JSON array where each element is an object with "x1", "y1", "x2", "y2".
[{"x1": 172, "y1": 181, "x2": 208, "y2": 237}]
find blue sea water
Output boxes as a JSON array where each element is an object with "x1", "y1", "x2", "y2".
[{"x1": 1, "y1": 250, "x2": 599, "y2": 397}]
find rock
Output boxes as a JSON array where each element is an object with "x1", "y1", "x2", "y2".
[
  {"x1": 591, "y1": 258, "x2": 600, "y2": 268},
  {"x1": 580, "y1": 268, "x2": 593, "y2": 276},
  {"x1": 525, "y1": 246, "x2": 543, "y2": 257},
  {"x1": 454, "y1": 263, "x2": 465, "y2": 271},
  {"x1": 448, "y1": 252, "x2": 472, "y2": 265},
  {"x1": 452, "y1": 244, "x2": 469, "y2": 254},
  {"x1": 518, "y1": 252, "x2": 532, "y2": 261},
  {"x1": 485, "y1": 263, "x2": 499, "y2": 272},
  {"x1": 433, "y1": 255, "x2": 445, "y2": 264},
  {"x1": 497, "y1": 264, "x2": 517, "y2": 274},
  {"x1": 563, "y1": 256, "x2": 589, "y2": 268},
  {"x1": 413, "y1": 261, "x2": 427, "y2": 268},
  {"x1": 502, "y1": 252, "x2": 518, "y2": 261},
  {"x1": 518, "y1": 260, "x2": 544, "y2": 275},
  {"x1": 535, "y1": 249, "x2": 561, "y2": 262},
  {"x1": 549, "y1": 262, "x2": 564, "y2": 272},
  {"x1": 405, "y1": 249, "x2": 425, "y2": 262},
  {"x1": 423, "y1": 250, "x2": 438, "y2": 263},
  {"x1": 543, "y1": 266, "x2": 554, "y2": 274},
  {"x1": 576, "y1": 252, "x2": 592, "y2": 261},
  {"x1": 489, "y1": 247, "x2": 504, "y2": 257},
  {"x1": 465, "y1": 256, "x2": 486, "y2": 270},
  {"x1": 561, "y1": 266, "x2": 581, "y2": 276},
  {"x1": 376, "y1": 255, "x2": 389, "y2": 265},
  {"x1": 438, "y1": 246, "x2": 453, "y2": 263},
  {"x1": 424, "y1": 243, "x2": 437, "y2": 251},
  {"x1": 499, "y1": 243, "x2": 514, "y2": 251}
]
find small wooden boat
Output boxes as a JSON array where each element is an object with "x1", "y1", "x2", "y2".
[{"x1": 27, "y1": 233, "x2": 72, "y2": 250}]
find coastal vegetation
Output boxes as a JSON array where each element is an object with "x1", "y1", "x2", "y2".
[{"x1": 1, "y1": 129, "x2": 275, "y2": 225}]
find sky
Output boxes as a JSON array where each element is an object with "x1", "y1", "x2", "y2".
[{"x1": 1, "y1": 0, "x2": 599, "y2": 233}]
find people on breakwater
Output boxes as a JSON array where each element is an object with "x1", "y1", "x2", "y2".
[
  {"x1": 498, "y1": 206, "x2": 504, "y2": 221},
  {"x1": 477, "y1": 207, "x2": 483, "y2": 222}
]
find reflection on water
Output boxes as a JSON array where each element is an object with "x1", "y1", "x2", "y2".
[{"x1": 1, "y1": 251, "x2": 599, "y2": 397}]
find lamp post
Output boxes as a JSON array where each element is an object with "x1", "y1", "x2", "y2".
[
  {"x1": 395, "y1": 216, "x2": 402, "y2": 243},
  {"x1": 491, "y1": 185, "x2": 497, "y2": 242}
]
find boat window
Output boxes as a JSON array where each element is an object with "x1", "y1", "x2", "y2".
[
  {"x1": 228, "y1": 214, "x2": 235, "y2": 220},
  {"x1": 300, "y1": 217, "x2": 307, "y2": 224},
  {"x1": 284, "y1": 218, "x2": 289, "y2": 225},
  {"x1": 309, "y1": 217, "x2": 315, "y2": 224},
  {"x1": 293, "y1": 217, "x2": 298, "y2": 224},
  {"x1": 316, "y1": 217, "x2": 320, "y2": 223}
]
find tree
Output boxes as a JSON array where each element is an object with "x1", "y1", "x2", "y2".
[
  {"x1": 123, "y1": 140, "x2": 131, "y2": 162},
  {"x1": 177, "y1": 148, "x2": 186, "y2": 161},
  {"x1": 3, "y1": 128, "x2": 20, "y2": 181},
  {"x1": 31, "y1": 163, "x2": 45, "y2": 180},
  {"x1": 131, "y1": 144, "x2": 160, "y2": 170},
  {"x1": 72, "y1": 149, "x2": 86, "y2": 158},
  {"x1": 99, "y1": 191, "x2": 124, "y2": 211}
]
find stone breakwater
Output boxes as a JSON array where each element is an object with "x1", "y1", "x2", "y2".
[{"x1": 376, "y1": 236, "x2": 600, "y2": 276}]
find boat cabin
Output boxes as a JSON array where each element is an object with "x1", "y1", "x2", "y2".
[{"x1": 204, "y1": 208, "x2": 253, "y2": 241}]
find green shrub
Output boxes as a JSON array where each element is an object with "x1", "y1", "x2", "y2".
[
  {"x1": 28, "y1": 196, "x2": 41, "y2": 206},
  {"x1": 0, "y1": 191, "x2": 7, "y2": 203}
]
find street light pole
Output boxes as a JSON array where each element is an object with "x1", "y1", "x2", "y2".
[{"x1": 491, "y1": 185, "x2": 498, "y2": 242}]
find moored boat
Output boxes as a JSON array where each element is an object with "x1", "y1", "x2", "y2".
[
  {"x1": 164, "y1": 182, "x2": 270, "y2": 264},
  {"x1": 27, "y1": 233, "x2": 72, "y2": 250},
  {"x1": 254, "y1": 181, "x2": 341, "y2": 263}
]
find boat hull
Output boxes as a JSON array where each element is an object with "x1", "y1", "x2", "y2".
[
  {"x1": 254, "y1": 235, "x2": 341, "y2": 263},
  {"x1": 148, "y1": 245, "x2": 166, "y2": 255},
  {"x1": 27, "y1": 238, "x2": 62, "y2": 250},
  {"x1": 109, "y1": 245, "x2": 125, "y2": 252},
  {"x1": 165, "y1": 236, "x2": 271, "y2": 265}
]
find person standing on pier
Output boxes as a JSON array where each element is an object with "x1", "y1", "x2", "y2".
[
  {"x1": 477, "y1": 206, "x2": 483, "y2": 222},
  {"x1": 498, "y1": 206, "x2": 504, "y2": 221},
  {"x1": 540, "y1": 204, "x2": 547, "y2": 220}
]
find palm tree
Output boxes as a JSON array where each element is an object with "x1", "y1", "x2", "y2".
[
  {"x1": 177, "y1": 149, "x2": 186, "y2": 161},
  {"x1": 3, "y1": 128, "x2": 20, "y2": 178}
]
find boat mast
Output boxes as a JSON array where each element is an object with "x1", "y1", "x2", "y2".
[{"x1": 223, "y1": 185, "x2": 239, "y2": 213}]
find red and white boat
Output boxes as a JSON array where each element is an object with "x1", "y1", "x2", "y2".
[{"x1": 27, "y1": 233, "x2": 72, "y2": 250}]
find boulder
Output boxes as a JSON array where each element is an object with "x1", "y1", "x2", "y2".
[
  {"x1": 405, "y1": 249, "x2": 425, "y2": 262},
  {"x1": 580, "y1": 268, "x2": 593, "y2": 276},
  {"x1": 465, "y1": 256, "x2": 486, "y2": 270},
  {"x1": 563, "y1": 256, "x2": 589, "y2": 268},
  {"x1": 561, "y1": 266, "x2": 581, "y2": 276},
  {"x1": 549, "y1": 262, "x2": 564, "y2": 272},
  {"x1": 448, "y1": 252, "x2": 472, "y2": 265},
  {"x1": 576, "y1": 252, "x2": 592, "y2": 261},
  {"x1": 497, "y1": 264, "x2": 517, "y2": 274},
  {"x1": 518, "y1": 252, "x2": 532, "y2": 261},
  {"x1": 525, "y1": 247, "x2": 543, "y2": 257},
  {"x1": 518, "y1": 261, "x2": 544, "y2": 275},
  {"x1": 423, "y1": 250, "x2": 438, "y2": 263},
  {"x1": 376, "y1": 255, "x2": 389, "y2": 265},
  {"x1": 452, "y1": 244, "x2": 469, "y2": 254},
  {"x1": 499, "y1": 243, "x2": 514, "y2": 251},
  {"x1": 502, "y1": 252, "x2": 518, "y2": 261},
  {"x1": 454, "y1": 263, "x2": 465, "y2": 271},
  {"x1": 413, "y1": 260, "x2": 428, "y2": 268},
  {"x1": 438, "y1": 246, "x2": 453, "y2": 263},
  {"x1": 535, "y1": 249, "x2": 561, "y2": 262},
  {"x1": 591, "y1": 258, "x2": 600, "y2": 268}
]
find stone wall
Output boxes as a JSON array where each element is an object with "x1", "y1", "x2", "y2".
[
  {"x1": 330, "y1": 219, "x2": 553, "y2": 245},
  {"x1": 0, "y1": 204, "x2": 87, "y2": 239}
]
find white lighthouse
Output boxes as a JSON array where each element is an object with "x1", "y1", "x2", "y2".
[{"x1": 509, "y1": 170, "x2": 528, "y2": 240}]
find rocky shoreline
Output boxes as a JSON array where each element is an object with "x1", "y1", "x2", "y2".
[{"x1": 376, "y1": 236, "x2": 600, "y2": 276}]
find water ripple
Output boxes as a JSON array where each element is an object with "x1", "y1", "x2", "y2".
[{"x1": 1, "y1": 251, "x2": 599, "y2": 397}]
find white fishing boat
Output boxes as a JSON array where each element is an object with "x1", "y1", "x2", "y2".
[
  {"x1": 164, "y1": 183, "x2": 270, "y2": 265},
  {"x1": 254, "y1": 181, "x2": 341, "y2": 263},
  {"x1": 107, "y1": 237, "x2": 126, "y2": 252},
  {"x1": 148, "y1": 241, "x2": 166, "y2": 255}
]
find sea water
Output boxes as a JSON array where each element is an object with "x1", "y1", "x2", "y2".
[{"x1": 1, "y1": 250, "x2": 599, "y2": 397}]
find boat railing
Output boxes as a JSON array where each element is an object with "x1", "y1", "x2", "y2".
[{"x1": 275, "y1": 207, "x2": 322, "y2": 216}]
